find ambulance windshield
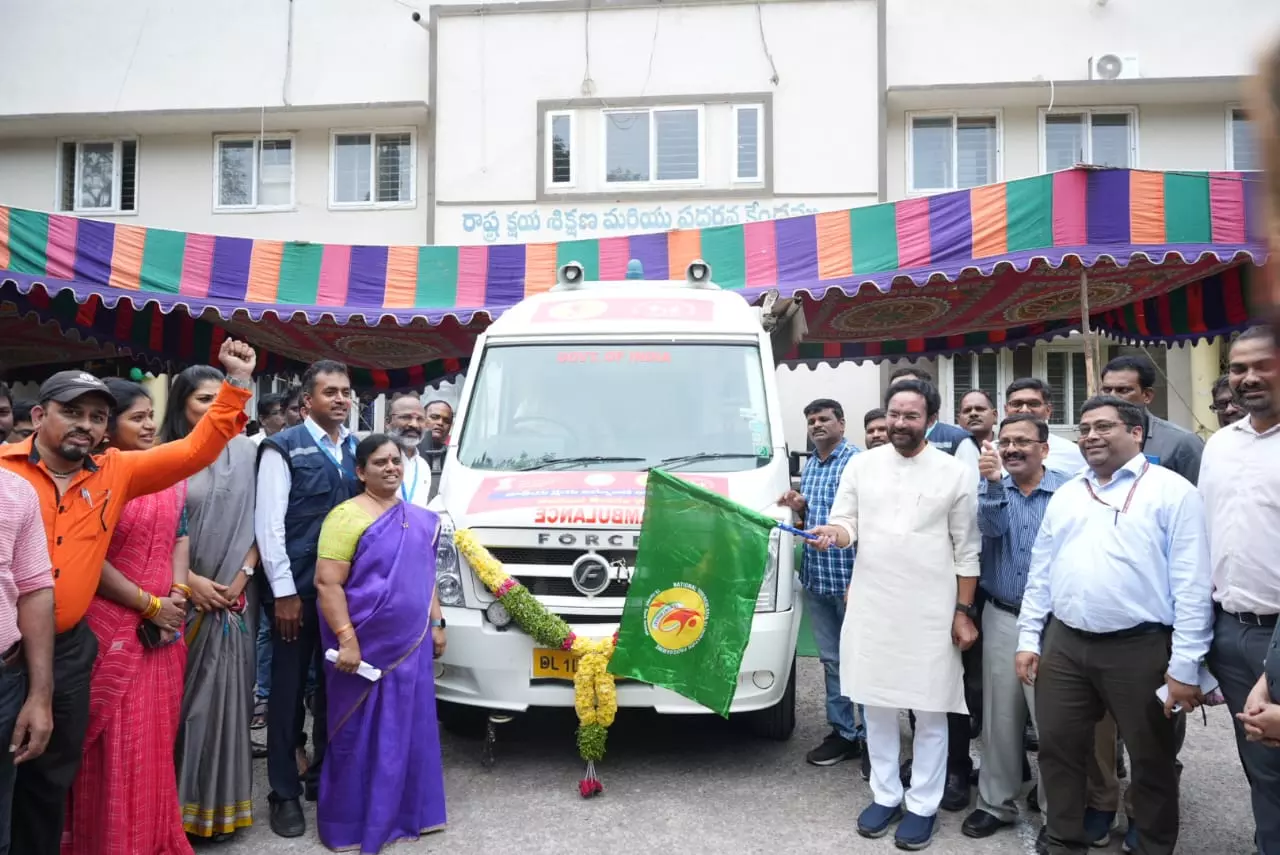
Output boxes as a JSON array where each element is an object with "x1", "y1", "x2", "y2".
[{"x1": 457, "y1": 342, "x2": 773, "y2": 473}]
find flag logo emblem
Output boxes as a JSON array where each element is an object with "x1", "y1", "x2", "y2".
[{"x1": 643, "y1": 583, "x2": 708, "y2": 654}]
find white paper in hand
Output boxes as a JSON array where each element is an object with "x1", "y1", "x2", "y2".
[{"x1": 325, "y1": 648, "x2": 382, "y2": 682}]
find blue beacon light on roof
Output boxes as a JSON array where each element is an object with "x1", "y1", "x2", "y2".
[{"x1": 624, "y1": 259, "x2": 644, "y2": 280}]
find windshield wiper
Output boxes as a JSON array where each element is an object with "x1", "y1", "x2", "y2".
[
  {"x1": 651, "y1": 452, "x2": 764, "y2": 472},
  {"x1": 515, "y1": 455, "x2": 647, "y2": 471}
]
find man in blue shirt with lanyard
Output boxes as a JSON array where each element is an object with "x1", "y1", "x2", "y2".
[
  {"x1": 255, "y1": 360, "x2": 360, "y2": 838},
  {"x1": 779, "y1": 398, "x2": 865, "y2": 771}
]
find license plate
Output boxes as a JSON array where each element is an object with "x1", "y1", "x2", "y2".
[{"x1": 532, "y1": 648, "x2": 578, "y2": 679}]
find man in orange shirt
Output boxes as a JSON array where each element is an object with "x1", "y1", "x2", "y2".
[{"x1": 0, "y1": 338, "x2": 256, "y2": 855}]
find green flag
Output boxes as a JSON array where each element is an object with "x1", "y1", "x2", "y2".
[{"x1": 608, "y1": 469, "x2": 776, "y2": 717}]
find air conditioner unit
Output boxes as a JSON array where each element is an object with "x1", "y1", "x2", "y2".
[{"x1": 1089, "y1": 54, "x2": 1140, "y2": 81}]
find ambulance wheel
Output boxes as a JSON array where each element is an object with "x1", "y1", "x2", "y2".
[
  {"x1": 746, "y1": 658, "x2": 796, "y2": 741},
  {"x1": 437, "y1": 700, "x2": 487, "y2": 738}
]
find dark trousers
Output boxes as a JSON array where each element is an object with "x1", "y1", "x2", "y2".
[
  {"x1": 266, "y1": 597, "x2": 328, "y2": 801},
  {"x1": 0, "y1": 648, "x2": 28, "y2": 855},
  {"x1": 1206, "y1": 609, "x2": 1280, "y2": 855},
  {"x1": 946, "y1": 628, "x2": 984, "y2": 774},
  {"x1": 1036, "y1": 619, "x2": 1179, "y2": 855},
  {"x1": 11, "y1": 623, "x2": 96, "y2": 855}
]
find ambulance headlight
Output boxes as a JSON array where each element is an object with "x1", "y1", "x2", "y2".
[
  {"x1": 436, "y1": 514, "x2": 465, "y2": 607},
  {"x1": 756, "y1": 528, "x2": 780, "y2": 612}
]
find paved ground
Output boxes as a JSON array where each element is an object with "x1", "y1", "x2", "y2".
[{"x1": 224, "y1": 658, "x2": 1257, "y2": 854}]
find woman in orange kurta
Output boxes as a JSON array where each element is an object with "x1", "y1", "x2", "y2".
[{"x1": 62, "y1": 380, "x2": 194, "y2": 855}]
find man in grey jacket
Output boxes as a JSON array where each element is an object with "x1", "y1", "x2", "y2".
[{"x1": 1100, "y1": 354, "x2": 1204, "y2": 486}]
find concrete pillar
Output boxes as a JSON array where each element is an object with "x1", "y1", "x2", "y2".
[{"x1": 1188, "y1": 338, "x2": 1220, "y2": 439}]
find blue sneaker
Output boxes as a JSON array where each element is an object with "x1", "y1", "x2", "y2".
[
  {"x1": 1122, "y1": 818, "x2": 1137, "y2": 853},
  {"x1": 894, "y1": 811, "x2": 937, "y2": 851},
  {"x1": 1083, "y1": 808, "x2": 1116, "y2": 847},
  {"x1": 857, "y1": 802, "x2": 904, "y2": 839}
]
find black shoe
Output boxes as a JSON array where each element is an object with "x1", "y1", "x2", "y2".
[
  {"x1": 269, "y1": 796, "x2": 305, "y2": 838},
  {"x1": 1027, "y1": 783, "x2": 1040, "y2": 813},
  {"x1": 805, "y1": 731, "x2": 860, "y2": 766},
  {"x1": 860, "y1": 747, "x2": 871, "y2": 782},
  {"x1": 961, "y1": 809, "x2": 1012, "y2": 839},
  {"x1": 251, "y1": 739, "x2": 268, "y2": 759},
  {"x1": 940, "y1": 771, "x2": 971, "y2": 812},
  {"x1": 1036, "y1": 826, "x2": 1049, "y2": 855}
]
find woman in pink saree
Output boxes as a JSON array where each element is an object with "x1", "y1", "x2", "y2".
[
  {"x1": 62, "y1": 380, "x2": 193, "y2": 855},
  {"x1": 315, "y1": 434, "x2": 447, "y2": 853}
]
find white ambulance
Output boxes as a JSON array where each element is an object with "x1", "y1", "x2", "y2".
[{"x1": 430, "y1": 259, "x2": 802, "y2": 739}]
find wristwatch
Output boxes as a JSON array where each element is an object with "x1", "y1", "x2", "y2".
[
  {"x1": 430, "y1": 618, "x2": 446, "y2": 629},
  {"x1": 955, "y1": 602, "x2": 979, "y2": 621},
  {"x1": 240, "y1": 564, "x2": 255, "y2": 577}
]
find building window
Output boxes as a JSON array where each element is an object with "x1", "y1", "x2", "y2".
[
  {"x1": 604, "y1": 106, "x2": 703, "y2": 185},
  {"x1": 546, "y1": 111, "x2": 574, "y2": 188},
  {"x1": 214, "y1": 135, "x2": 294, "y2": 210},
  {"x1": 1042, "y1": 349, "x2": 1091, "y2": 427},
  {"x1": 948, "y1": 351, "x2": 1007, "y2": 417},
  {"x1": 58, "y1": 139, "x2": 138, "y2": 214},
  {"x1": 733, "y1": 104, "x2": 764, "y2": 183},
  {"x1": 330, "y1": 129, "x2": 415, "y2": 208},
  {"x1": 1041, "y1": 108, "x2": 1137, "y2": 171},
  {"x1": 908, "y1": 112, "x2": 999, "y2": 193},
  {"x1": 1229, "y1": 108, "x2": 1258, "y2": 170}
]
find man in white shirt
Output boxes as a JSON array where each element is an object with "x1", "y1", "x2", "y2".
[
  {"x1": 251, "y1": 393, "x2": 289, "y2": 447},
  {"x1": 386, "y1": 392, "x2": 434, "y2": 509},
  {"x1": 808, "y1": 379, "x2": 980, "y2": 851},
  {"x1": 1016, "y1": 395, "x2": 1212, "y2": 855},
  {"x1": 1004, "y1": 378, "x2": 1086, "y2": 476},
  {"x1": 1202, "y1": 326, "x2": 1280, "y2": 855},
  {"x1": 253, "y1": 361, "x2": 358, "y2": 838}
]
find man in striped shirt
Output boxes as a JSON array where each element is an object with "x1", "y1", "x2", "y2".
[
  {"x1": 961, "y1": 415, "x2": 1068, "y2": 851},
  {"x1": 0, "y1": 470, "x2": 55, "y2": 855},
  {"x1": 779, "y1": 398, "x2": 864, "y2": 769}
]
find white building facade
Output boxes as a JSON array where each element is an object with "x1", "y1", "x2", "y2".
[{"x1": 0, "y1": 0, "x2": 1277, "y2": 444}]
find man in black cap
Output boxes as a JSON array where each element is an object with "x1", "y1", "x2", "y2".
[{"x1": 0, "y1": 340, "x2": 256, "y2": 855}]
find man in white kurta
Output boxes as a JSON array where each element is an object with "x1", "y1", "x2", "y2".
[{"x1": 809, "y1": 380, "x2": 981, "y2": 848}]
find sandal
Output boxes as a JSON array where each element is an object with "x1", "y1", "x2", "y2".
[{"x1": 251, "y1": 699, "x2": 267, "y2": 730}]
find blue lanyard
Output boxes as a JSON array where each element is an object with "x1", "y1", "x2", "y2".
[
  {"x1": 400, "y1": 455, "x2": 419, "y2": 504},
  {"x1": 318, "y1": 435, "x2": 345, "y2": 470}
]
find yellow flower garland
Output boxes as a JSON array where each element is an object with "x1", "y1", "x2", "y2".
[{"x1": 453, "y1": 529, "x2": 618, "y2": 795}]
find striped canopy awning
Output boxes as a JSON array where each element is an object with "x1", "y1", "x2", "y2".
[{"x1": 0, "y1": 166, "x2": 1269, "y2": 380}]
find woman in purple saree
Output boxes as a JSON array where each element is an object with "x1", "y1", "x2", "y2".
[{"x1": 314, "y1": 434, "x2": 447, "y2": 853}]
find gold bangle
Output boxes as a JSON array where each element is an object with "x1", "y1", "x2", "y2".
[
  {"x1": 171, "y1": 583, "x2": 193, "y2": 599},
  {"x1": 136, "y1": 587, "x2": 148, "y2": 609},
  {"x1": 141, "y1": 595, "x2": 162, "y2": 620},
  {"x1": 334, "y1": 623, "x2": 354, "y2": 638}
]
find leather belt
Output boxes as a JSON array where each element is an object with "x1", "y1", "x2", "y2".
[
  {"x1": 1216, "y1": 604, "x2": 1278, "y2": 628},
  {"x1": 1059, "y1": 619, "x2": 1170, "y2": 640},
  {"x1": 987, "y1": 597, "x2": 1020, "y2": 616},
  {"x1": 0, "y1": 642, "x2": 21, "y2": 668}
]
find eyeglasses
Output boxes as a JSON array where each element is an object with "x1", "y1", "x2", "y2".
[
  {"x1": 1076, "y1": 420, "x2": 1126, "y2": 437},
  {"x1": 996, "y1": 438, "x2": 1042, "y2": 450},
  {"x1": 1006, "y1": 400, "x2": 1045, "y2": 412}
]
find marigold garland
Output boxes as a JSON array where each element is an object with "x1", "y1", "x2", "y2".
[{"x1": 453, "y1": 529, "x2": 618, "y2": 797}]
